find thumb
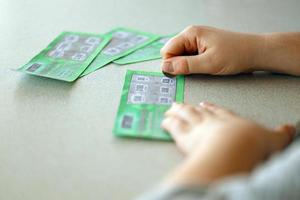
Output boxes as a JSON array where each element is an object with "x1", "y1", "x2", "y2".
[
  {"x1": 161, "y1": 52, "x2": 217, "y2": 75},
  {"x1": 269, "y1": 124, "x2": 295, "y2": 153}
]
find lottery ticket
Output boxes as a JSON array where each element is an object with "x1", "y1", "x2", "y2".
[
  {"x1": 113, "y1": 70, "x2": 185, "y2": 141},
  {"x1": 81, "y1": 28, "x2": 159, "y2": 76},
  {"x1": 17, "y1": 32, "x2": 111, "y2": 82},
  {"x1": 114, "y1": 35, "x2": 173, "y2": 65}
]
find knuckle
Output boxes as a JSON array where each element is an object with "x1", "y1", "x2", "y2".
[
  {"x1": 172, "y1": 117, "x2": 182, "y2": 128},
  {"x1": 161, "y1": 118, "x2": 168, "y2": 126},
  {"x1": 160, "y1": 42, "x2": 169, "y2": 53},
  {"x1": 185, "y1": 25, "x2": 199, "y2": 33},
  {"x1": 163, "y1": 115, "x2": 176, "y2": 126},
  {"x1": 185, "y1": 106, "x2": 196, "y2": 115},
  {"x1": 160, "y1": 48, "x2": 166, "y2": 55},
  {"x1": 175, "y1": 65, "x2": 189, "y2": 74},
  {"x1": 183, "y1": 105, "x2": 195, "y2": 114},
  {"x1": 184, "y1": 25, "x2": 209, "y2": 35}
]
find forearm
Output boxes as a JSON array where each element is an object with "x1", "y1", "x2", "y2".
[
  {"x1": 254, "y1": 32, "x2": 300, "y2": 75},
  {"x1": 137, "y1": 139, "x2": 300, "y2": 200}
]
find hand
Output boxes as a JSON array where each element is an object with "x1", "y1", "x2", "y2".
[
  {"x1": 161, "y1": 26, "x2": 300, "y2": 76},
  {"x1": 160, "y1": 26, "x2": 263, "y2": 75},
  {"x1": 161, "y1": 102, "x2": 295, "y2": 185}
]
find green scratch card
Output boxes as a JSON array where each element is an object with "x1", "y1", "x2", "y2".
[
  {"x1": 113, "y1": 70, "x2": 185, "y2": 141},
  {"x1": 17, "y1": 32, "x2": 111, "y2": 82},
  {"x1": 114, "y1": 35, "x2": 173, "y2": 65},
  {"x1": 81, "y1": 28, "x2": 159, "y2": 76}
]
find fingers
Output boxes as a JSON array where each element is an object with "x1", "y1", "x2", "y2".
[
  {"x1": 160, "y1": 25, "x2": 218, "y2": 75},
  {"x1": 161, "y1": 116, "x2": 189, "y2": 140},
  {"x1": 160, "y1": 30, "x2": 199, "y2": 59},
  {"x1": 160, "y1": 35, "x2": 187, "y2": 59},
  {"x1": 270, "y1": 124, "x2": 296, "y2": 152},
  {"x1": 199, "y1": 102, "x2": 235, "y2": 116},
  {"x1": 162, "y1": 103, "x2": 208, "y2": 154},
  {"x1": 165, "y1": 103, "x2": 208, "y2": 124},
  {"x1": 161, "y1": 50, "x2": 222, "y2": 75}
]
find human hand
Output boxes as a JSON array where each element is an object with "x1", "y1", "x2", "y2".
[
  {"x1": 160, "y1": 26, "x2": 264, "y2": 75},
  {"x1": 161, "y1": 102, "x2": 295, "y2": 185}
]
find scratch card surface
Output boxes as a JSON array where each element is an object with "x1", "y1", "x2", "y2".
[{"x1": 113, "y1": 70, "x2": 185, "y2": 141}]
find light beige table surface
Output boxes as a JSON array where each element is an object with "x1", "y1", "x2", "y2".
[{"x1": 1, "y1": 0, "x2": 300, "y2": 199}]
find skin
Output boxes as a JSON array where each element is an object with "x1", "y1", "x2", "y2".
[
  {"x1": 161, "y1": 102, "x2": 295, "y2": 186},
  {"x1": 159, "y1": 26, "x2": 300, "y2": 186},
  {"x1": 161, "y1": 26, "x2": 300, "y2": 76}
]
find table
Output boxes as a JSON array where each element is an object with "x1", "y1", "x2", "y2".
[{"x1": 1, "y1": 0, "x2": 300, "y2": 199}]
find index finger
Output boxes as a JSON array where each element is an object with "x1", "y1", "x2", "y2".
[{"x1": 160, "y1": 33, "x2": 198, "y2": 59}]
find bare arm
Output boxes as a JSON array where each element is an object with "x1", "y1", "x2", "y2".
[{"x1": 256, "y1": 32, "x2": 300, "y2": 75}]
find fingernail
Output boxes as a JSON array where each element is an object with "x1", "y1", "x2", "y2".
[
  {"x1": 162, "y1": 62, "x2": 174, "y2": 73},
  {"x1": 199, "y1": 101, "x2": 211, "y2": 107},
  {"x1": 199, "y1": 102, "x2": 206, "y2": 106},
  {"x1": 172, "y1": 102, "x2": 181, "y2": 109},
  {"x1": 161, "y1": 117, "x2": 171, "y2": 128}
]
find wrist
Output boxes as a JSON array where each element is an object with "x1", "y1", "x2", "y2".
[
  {"x1": 245, "y1": 33, "x2": 270, "y2": 72},
  {"x1": 164, "y1": 133, "x2": 263, "y2": 186},
  {"x1": 252, "y1": 33, "x2": 275, "y2": 71},
  {"x1": 251, "y1": 32, "x2": 300, "y2": 75},
  {"x1": 164, "y1": 156, "x2": 213, "y2": 186},
  {"x1": 165, "y1": 149, "x2": 243, "y2": 186}
]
